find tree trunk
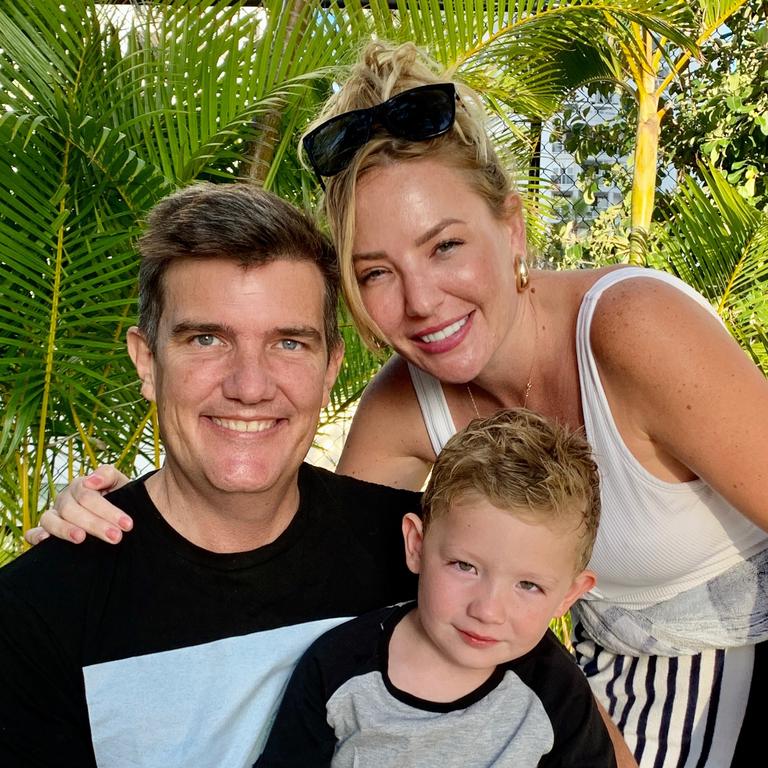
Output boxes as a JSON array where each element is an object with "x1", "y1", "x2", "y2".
[
  {"x1": 629, "y1": 54, "x2": 660, "y2": 265},
  {"x1": 247, "y1": 0, "x2": 309, "y2": 185}
]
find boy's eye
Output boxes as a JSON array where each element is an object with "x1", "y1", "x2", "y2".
[
  {"x1": 452, "y1": 560, "x2": 477, "y2": 574},
  {"x1": 518, "y1": 580, "x2": 540, "y2": 592}
]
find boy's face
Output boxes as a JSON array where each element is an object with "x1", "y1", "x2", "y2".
[{"x1": 402, "y1": 497, "x2": 595, "y2": 676}]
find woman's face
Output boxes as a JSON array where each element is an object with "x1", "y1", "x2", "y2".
[{"x1": 352, "y1": 159, "x2": 525, "y2": 384}]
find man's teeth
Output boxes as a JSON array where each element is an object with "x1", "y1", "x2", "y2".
[
  {"x1": 420, "y1": 316, "x2": 468, "y2": 344},
  {"x1": 212, "y1": 418, "x2": 275, "y2": 433}
]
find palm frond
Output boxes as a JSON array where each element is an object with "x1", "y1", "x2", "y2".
[{"x1": 654, "y1": 164, "x2": 768, "y2": 371}]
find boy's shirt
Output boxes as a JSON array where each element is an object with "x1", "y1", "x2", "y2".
[{"x1": 255, "y1": 601, "x2": 617, "y2": 768}]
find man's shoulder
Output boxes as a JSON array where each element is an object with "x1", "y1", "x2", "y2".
[
  {"x1": 0, "y1": 474, "x2": 155, "y2": 608},
  {"x1": 299, "y1": 463, "x2": 421, "y2": 510},
  {"x1": 0, "y1": 534, "x2": 107, "y2": 591},
  {"x1": 104, "y1": 471, "x2": 156, "y2": 513}
]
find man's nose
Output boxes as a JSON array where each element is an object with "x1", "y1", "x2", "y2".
[{"x1": 221, "y1": 346, "x2": 277, "y2": 403}]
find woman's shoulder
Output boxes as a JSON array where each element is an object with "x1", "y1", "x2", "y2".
[
  {"x1": 336, "y1": 354, "x2": 436, "y2": 489},
  {"x1": 364, "y1": 353, "x2": 416, "y2": 397}
]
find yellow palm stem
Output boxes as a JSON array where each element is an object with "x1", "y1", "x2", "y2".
[{"x1": 629, "y1": 41, "x2": 660, "y2": 265}]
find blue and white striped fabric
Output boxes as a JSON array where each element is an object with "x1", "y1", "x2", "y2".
[{"x1": 574, "y1": 624, "x2": 763, "y2": 767}]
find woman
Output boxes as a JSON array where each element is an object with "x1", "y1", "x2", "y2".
[{"x1": 34, "y1": 42, "x2": 768, "y2": 767}]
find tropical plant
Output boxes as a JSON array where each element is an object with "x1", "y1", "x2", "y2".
[
  {"x1": 652, "y1": 164, "x2": 768, "y2": 372},
  {"x1": 664, "y1": 1, "x2": 768, "y2": 208},
  {"x1": 0, "y1": 0, "x2": 367, "y2": 551},
  {"x1": 0, "y1": 0, "x2": 699, "y2": 557},
  {"x1": 601, "y1": 0, "x2": 752, "y2": 260}
]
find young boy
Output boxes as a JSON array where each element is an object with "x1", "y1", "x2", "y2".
[{"x1": 255, "y1": 409, "x2": 615, "y2": 767}]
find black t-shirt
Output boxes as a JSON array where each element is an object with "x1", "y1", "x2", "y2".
[{"x1": 0, "y1": 464, "x2": 419, "y2": 768}]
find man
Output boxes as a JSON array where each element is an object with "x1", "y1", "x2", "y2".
[{"x1": 0, "y1": 183, "x2": 419, "y2": 767}]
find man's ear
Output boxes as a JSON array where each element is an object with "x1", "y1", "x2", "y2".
[
  {"x1": 127, "y1": 326, "x2": 156, "y2": 403},
  {"x1": 553, "y1": 569, "x2": 597, "y2": 618},
  {"x1": 321, "y1": 339, "x2": 345, "y2": 409},
  {"x1": 401, "y1": 512, "x2": 425, "y2": 576}
]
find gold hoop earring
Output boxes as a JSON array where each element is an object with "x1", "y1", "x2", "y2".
[{"x1": 516, "y1": 257, "x2": 529, "y2": 292}]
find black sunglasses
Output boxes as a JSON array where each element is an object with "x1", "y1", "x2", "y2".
[{"x1": 303, "y1": 83, "x2": 457, "y2": 187}]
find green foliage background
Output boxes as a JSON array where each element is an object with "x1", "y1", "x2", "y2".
[{"x1": 1, "y1": 0, "x2": 766, "y2": 564}]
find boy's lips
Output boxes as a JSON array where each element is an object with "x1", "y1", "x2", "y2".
[{"x1": 456, "y1": 628, "x2": 499, "y2": 647}]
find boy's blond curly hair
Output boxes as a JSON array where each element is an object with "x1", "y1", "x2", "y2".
[{"x1": 422, "y1": 409, "x2": 601, "y2": 571}]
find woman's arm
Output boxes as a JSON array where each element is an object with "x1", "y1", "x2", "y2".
[
  {"x1": 591, "y1": 276, "x2": 768, "y2": 530},
  {"x1": 24, "y1": 466, "x2": 132, "y2": 545},
  {"x1": 336, "y1": 355, "x2": 436, "y2": 491}
]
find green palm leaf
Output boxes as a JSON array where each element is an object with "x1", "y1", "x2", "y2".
[{"x1": 654, "y1": 164, "x2": 768, "y2": 371}]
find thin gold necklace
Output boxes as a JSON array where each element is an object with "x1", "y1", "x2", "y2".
[
  {"x1": 466, "y1": 301, "x2": 538, "y2": 418},
  {"x1": 466, "y1": 376, "x2": 532, "y2": 418}
]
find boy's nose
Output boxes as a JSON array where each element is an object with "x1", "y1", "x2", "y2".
[{"x1": 467, "y1": 585, "x2": 506, "y2": 624}]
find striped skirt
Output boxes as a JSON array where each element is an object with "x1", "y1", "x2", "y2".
[{"x1": 573, "y1": 625, "x2": 764, "y2": 767}]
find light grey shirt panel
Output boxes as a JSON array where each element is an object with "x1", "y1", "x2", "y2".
[
  {"x1": 328, "y1": 669, "x2": 554, "y2": 768},
  {"x1": 84, "y1": 617, "x2": 347, "y2": 768}
]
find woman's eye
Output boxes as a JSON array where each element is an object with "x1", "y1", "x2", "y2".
[
  {"x1": 357, "y1": 267, "x2": 388, "y2": 285},
  {"x1": 193, "y1": 334, "x2": 221, "y2": 347},
  {"x1": 435, "y1": 239, "x2": 462, "y2": 255}
]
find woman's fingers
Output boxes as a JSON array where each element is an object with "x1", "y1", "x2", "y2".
[{"x1": 34, "y1": 466, "x2": 135, "y2": 545}]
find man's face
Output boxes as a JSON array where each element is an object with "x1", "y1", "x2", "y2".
[{"x1": 128, "y1": 257, "x2": 343, "y2": 499}]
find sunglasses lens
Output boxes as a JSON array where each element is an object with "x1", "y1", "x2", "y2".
[
  {"x1": 384, "y1": 86, "x2": 455, "y2": 140},
  {"x1": 304, "y1": 84, "x2": 456, "y2": 182},
  {"x1": 305, "y1": 112, "x2": 372, "y2": 177}
]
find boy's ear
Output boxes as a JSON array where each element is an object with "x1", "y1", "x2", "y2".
[
  {"x1": 401, "y1": 513, "x2": 425, "y2": 576},
  {"x1": 553, "y1": 570, "x2": 596, "y2": 618}
]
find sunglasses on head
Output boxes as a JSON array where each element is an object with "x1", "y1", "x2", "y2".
[{"x1": 302, "y1": 83, "x2": 457, "y2": 187}]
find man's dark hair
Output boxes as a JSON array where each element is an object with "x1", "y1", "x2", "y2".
[{"x1": 137, "y1": 182, "x2": 341, "y2": 354}]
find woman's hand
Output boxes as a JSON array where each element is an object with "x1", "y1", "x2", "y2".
[{"x1": 24, "y1": 465, "x2": 133, "y2": 546}]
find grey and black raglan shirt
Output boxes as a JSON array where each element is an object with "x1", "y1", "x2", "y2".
[{"x1": 255, "y1": 602, "x2": 616, "y2": 768}]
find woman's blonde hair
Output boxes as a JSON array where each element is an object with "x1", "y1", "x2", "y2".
[{"x1": 302, "y1": 41, "x2": 515, "y2": 348}]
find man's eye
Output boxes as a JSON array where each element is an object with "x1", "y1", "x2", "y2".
[
  {"x1": 280, "y1": 339, "x2": 304, "y2": 351},
  {"x1": 193, "y1": 334, "x2": 221, "y2": 347}
]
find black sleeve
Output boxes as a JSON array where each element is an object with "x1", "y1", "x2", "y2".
[
  {"x1": 0, "y1": 580, "x2": 97, "y2": 767},
  {"x1": 534, "y1": 636, "x2": 616, "y2": 768},
  {"x1": 254, "y1": 645, "x2": 336, "y2": 768}
]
